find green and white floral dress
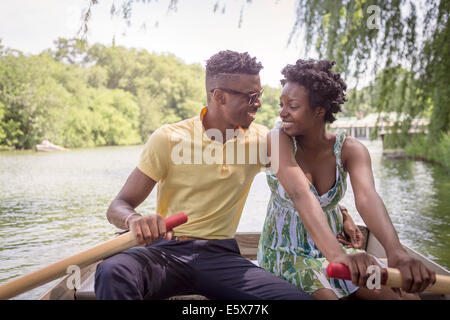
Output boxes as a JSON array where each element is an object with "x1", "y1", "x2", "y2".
[{"x1": 257, "y1": 127, "x2": 362, "y2": 298}]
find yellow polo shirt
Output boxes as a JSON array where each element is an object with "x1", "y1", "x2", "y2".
[{"x1": 137, "y1": 108, "x2": 269, "y2": 239}]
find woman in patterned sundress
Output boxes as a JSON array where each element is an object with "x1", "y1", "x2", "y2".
[{"x1": 257, "y1": 59, "x2": 435, "y2": 300}]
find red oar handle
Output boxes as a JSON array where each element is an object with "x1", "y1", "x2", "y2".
[
  {"x1": 327, "y1": 262, "x2": 388, "y2": 283},
  {"x1": 326, "y1": 262, "x2": 352, "y2": 280},
  {"x1": 165, "y1": 212, "x2": 188, "y2": 231}
]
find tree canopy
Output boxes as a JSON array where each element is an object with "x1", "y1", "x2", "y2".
[
  {"x1": 0, "y1": 38, "x2": 281, "y2": 150},
  {"x1": 289, "y1": 0, "x2": 449, "y2": 139},
  {"x1": 81, "y1": 0, "x2": 449, "y2": 139}
]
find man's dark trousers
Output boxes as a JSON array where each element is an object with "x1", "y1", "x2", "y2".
[{"x1": 95, "y1": 238, "x2": 313, "y2": 300}]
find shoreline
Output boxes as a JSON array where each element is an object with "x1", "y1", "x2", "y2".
[
  {"x1": 0, "y1": 144, "x2": 144, "y2": 153},
  {"x1": 383, "y1": 149, "x2": 447, "y2": 170}
]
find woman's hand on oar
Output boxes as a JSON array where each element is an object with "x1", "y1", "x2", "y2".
[
  {"x1": 327, "y1": 262, "x2": 449, "y2": 294},
  {"x1": 387, "y1": 250, "x2": 436, "y2": 293},
  {"x1": 330, "y1": 252, "x2": 381, "y2": 287}
]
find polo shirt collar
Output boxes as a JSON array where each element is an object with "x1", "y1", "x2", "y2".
[{"x1": 200, "y1": 106, "x2": 249, "y2": 134}]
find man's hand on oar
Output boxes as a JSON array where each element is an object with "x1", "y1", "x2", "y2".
[
  {"x1": 127, "y1": 213, "x2": 174, "y2": 245},
  {"x1": 0, "y1": 212, "x2": 187, "y2": 300}
]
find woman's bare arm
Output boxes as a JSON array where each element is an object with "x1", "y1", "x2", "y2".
[
  {"x1": 343, "y1": 138, "x2": 405, "y2": 254},
  {"x1": 269, "y1": 130, "x2": 345, "y2": 260},
  {"x1": 343, "y1": 137, "x2": 436, "y2": 292}
]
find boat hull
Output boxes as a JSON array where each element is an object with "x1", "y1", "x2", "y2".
[
  {"x1": 39, "y1": 227, "x2": 450, "y2": 300},
  {"x1": 35, "y1": 144, "x2": 69, "y2": 152}
]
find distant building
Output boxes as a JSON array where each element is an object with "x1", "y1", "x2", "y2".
[{"x1": 329, "y1": 112, "x2": 429, "y2": 139}]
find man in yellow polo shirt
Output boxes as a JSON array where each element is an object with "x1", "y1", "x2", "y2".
[{"x1": 94, "y1": 50, "x2": 312, "y2": 300}]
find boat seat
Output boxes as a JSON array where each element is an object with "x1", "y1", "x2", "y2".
[{"x1": 75, "y1": 260, "x2": 260, "y2": 300}]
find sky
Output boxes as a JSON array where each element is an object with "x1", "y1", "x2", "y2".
[{"x1": 0, "y1": 0, "x2": 318, "y2": 87}]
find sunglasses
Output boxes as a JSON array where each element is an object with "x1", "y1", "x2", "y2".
[{"x1": 210, "y1": 87, "x2": 264, "y2": 106}]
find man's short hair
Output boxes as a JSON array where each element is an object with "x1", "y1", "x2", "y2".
[
  {"x1": 206, "y1": 50, "x2": 263, "y2": 78},
  {"x1": 205, "y1": 50, "x2": 263, "y2": 102}
]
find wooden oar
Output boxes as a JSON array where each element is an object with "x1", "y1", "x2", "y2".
[
  {"x1": 0, "y1": 212, "x2": 188, "y2": 300},
  {"x1": 327, "y1": 262, "x2": 450, "y2": 294}
]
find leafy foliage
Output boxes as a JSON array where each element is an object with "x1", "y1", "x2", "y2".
[
  {"x1": 255, "y1": 85, "x2": 281, "y2": 128},
  {"x1": 0, "y1": 38, "x2": 280, "y2": 150},
  {"x1": 288, "y1": 0, "x2": 449, "y2": 140},
  {"x1": 405, "y1": 132, "x2": 450, "y2": 173}
]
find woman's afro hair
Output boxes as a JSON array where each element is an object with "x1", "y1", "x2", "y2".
[{"x1": 281, "y1": 59, "x2": 347, "y2": 123}]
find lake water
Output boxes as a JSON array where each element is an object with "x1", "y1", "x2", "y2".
[{"x1": 0, "y1": 138, "x2": 449, "y2": 299}]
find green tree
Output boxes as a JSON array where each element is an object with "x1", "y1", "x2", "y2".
[
  {"x1": 0, "y1": 38, "x2": 210, "y2": 149},
  {"x1": 49, "y1": 37, "x2": 90, "y2": 65},
  {"x1": 0, "y1": 36, "x2": 286, "y2": 150},
  {"x1": 287, "y1": 0, "x2": 449, "y2": 139},
  {"x1": 255, "y1": 85, "x2": 282, "y2": 128},
  {"x1": 0, "y1": 52, "x2": 59, "y2": 148}
]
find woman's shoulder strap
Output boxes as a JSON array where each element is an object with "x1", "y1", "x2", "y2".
[{"x1": 334, "y1": 129, "x2": 347, "y2": 167}]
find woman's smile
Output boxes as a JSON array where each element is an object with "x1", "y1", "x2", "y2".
[{"x1": 281, "y1": 120, "x2": 295, "y2": 131}]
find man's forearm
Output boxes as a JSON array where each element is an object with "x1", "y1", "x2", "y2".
[{"x1": 107, "y1": 199, "x2": 142, "y2": 230}]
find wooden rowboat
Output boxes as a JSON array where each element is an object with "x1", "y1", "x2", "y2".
[{"x1": 39, "y1": 226, "x2": 450, "y2": 300}]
